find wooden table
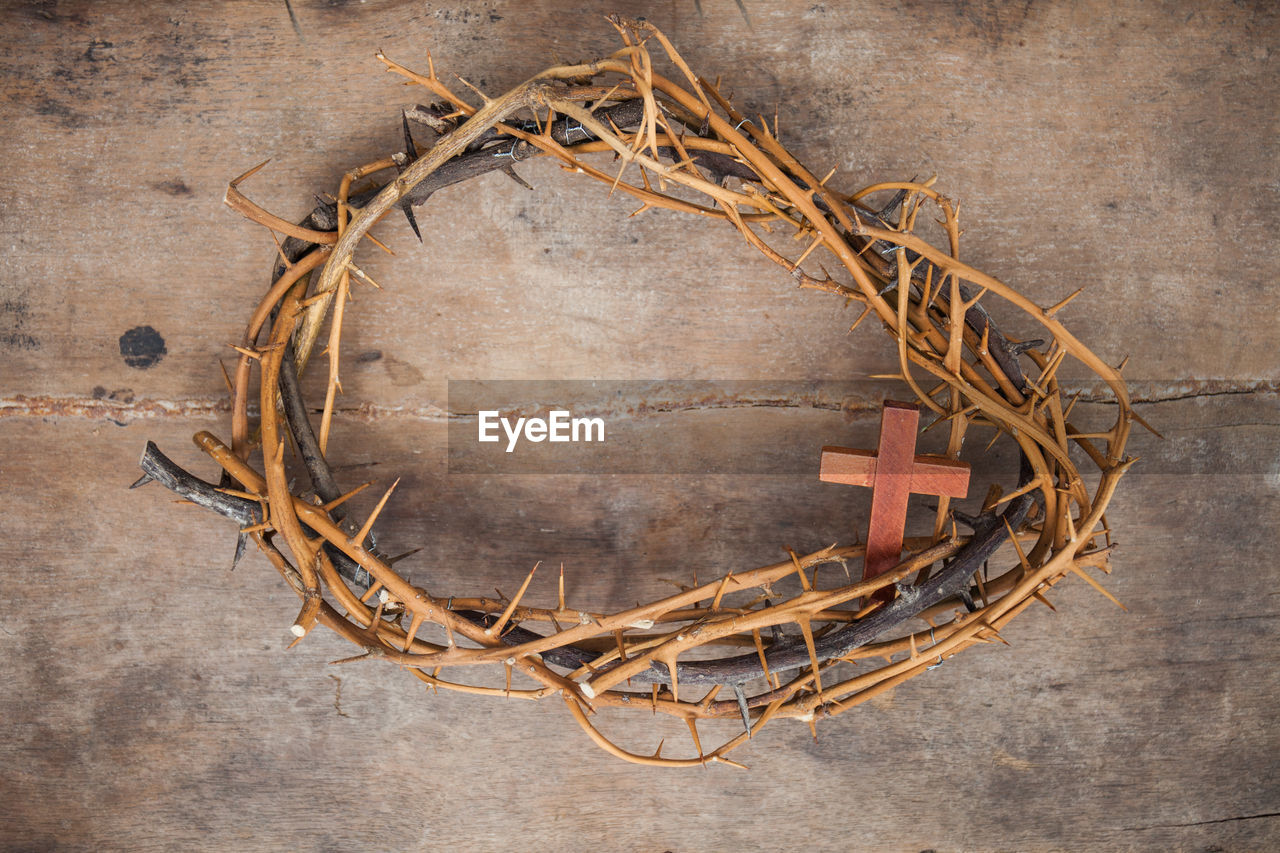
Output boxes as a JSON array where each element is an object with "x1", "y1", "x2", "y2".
[{"x1": 3, "y1": 2, "x2": 1276, "y2": 850}]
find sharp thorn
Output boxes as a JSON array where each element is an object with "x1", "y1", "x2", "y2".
[
  {"x1": 401, "y1": 201, "x2": 423, "y2": 243},
  {"x1": 231, "y1": 530, "x2": 248, "y2": 571},
  {"x1": 393, "y1": 120, "x2": 425, "y2": 244},
  {"x1": 733, "y1": 684, "x2": 752, "y2": 737},
  {"x1": 1043, "y1": 287, "x2": 1085, "y2": 317},
  {"x1": 129, "y1": 472, "x2": 155, "y2": 489},
  {"x1": 386, "y1": 547, "x2": 423, "y2": 565},
  {"x1": 400, "y1": 112, "x2": 419, "y2": 162},
  {"x1": 501, "y1": 165, "x2": 534, "y2": 191},
  {"x1": 485, "y1": 561, "x2": 540, "y2": 638},
  {"x1": 875, "y1": 187, "x2": 909, "y2": 222}
]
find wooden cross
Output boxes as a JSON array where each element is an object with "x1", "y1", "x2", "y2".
[{"x1": 820, "y1": 400, "x2": 971, "y2": 602}]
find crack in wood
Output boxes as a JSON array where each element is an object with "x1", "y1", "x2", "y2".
[
  {"x1": 1123, "y1": 811, "x2": 1280, "y2": 831},
  {"x1": 4, "y1": 381, "x2": 1279, "y2": 423}
]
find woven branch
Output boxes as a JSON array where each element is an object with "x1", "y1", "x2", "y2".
[{"x1": 138, "y1": 17, "x2": 1135, "y2": 768}]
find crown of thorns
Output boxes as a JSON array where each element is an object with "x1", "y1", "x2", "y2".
[{"x1": 138, "y1": 17, "x2": 1139, "y2": 768}]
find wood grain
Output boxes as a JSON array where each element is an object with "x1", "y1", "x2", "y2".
[{"x1": 2, "y1": 1, "x2": 1277, "y2": 850}]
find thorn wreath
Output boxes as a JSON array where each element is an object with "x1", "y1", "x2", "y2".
[{"x1": 138, "y1": 17, "x2": 1137, "y2": 767}]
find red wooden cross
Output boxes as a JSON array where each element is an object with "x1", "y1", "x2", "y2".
[{"x1": 819, "y1": 400, "x2": 971, "y2": 602}]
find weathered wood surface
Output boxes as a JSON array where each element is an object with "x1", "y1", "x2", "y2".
[{"x1": 2, "y1": 1, "x2": 1277, "y2": 850}]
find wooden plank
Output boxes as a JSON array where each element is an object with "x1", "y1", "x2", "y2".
[{"x1": 2, "y1": 401, "x2": 1278, "y2": 850}]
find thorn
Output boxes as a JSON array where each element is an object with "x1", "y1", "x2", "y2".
[
  {"x1": 217, "y1": 358, "x2": 235, "y2": 394},
  {"x1": 1063, "y1": 390, "x2": 1082, "y2": 419},
  {"x1": 362, "y1": 231, "x2": 395, "y2": 257},
  {"x1": 685, "y1": 718, "x2": 705, "y2": 763},
  {"x1": 751, "y1": 628, "x2": 771, "y2": 685},
  {"x1": 346, "y1": 262, "x2": 383, "y2": 290},
  {"x1": 402, "y1": 611, "x2": 424, "y2": 652},
  {"x1": 359, "y1": 580, "x2": 384, "y2": 604},
  {"x1": 268, "y1": 230, "x2": 293, "y2": 268},
  {"x1": 607, "y1": 157, "x2": 630, "y2": 197},
  {"x1": 349, "y1": 478, "x2": 400, "y2": 548},
  {"x1": 229, "y1": 158, "x2": 272, "y2": 187},
  {"x1": 792, "y1": 234, "x2": 825, "y2": 270},
  {"x1": 1070, "y1": 562, "x2": 1128, "y2": 610},
  {"x1": 453, "y1": 73, "x2": 492, "y2": 105},
  {"x1": 848, "y1": 304, "x2": 873, "y2": 333},
  {"x1": 328, "y1": 651, "x2": 375, "y2": 666},
  {"x1": 796, "y1": 616, "x2": 822, "y2": 696},
  {"x1": 129, "y1": 472, "x2": 155, "y2": 489},
  {"x1": 1129, "y1": 410, "x2": 1164, "y2": 440},
  {"x1": 977, "y1": 624, "x2": 1011, "y2": 645},
  {"x1": 385, "y1": 547, "x2": 422, "y2": 565},
  {"x1": 486, "y1": 562, "x2": 539, "y2": 638},
  {"x1": 785, "y1": 546, "x2": 811, "y2": 591},
  {"x1": 710, "y1": 572, "x2": 734, "y2": 611},
  {"x1": 1063, "y1": 500, "x2": 1079, "y2": 543},
  {"x1": 394, "y1": 115, "x2": 425, "y2": 243},
  {"x1": 231, "y1": 530, "x2": 248, "y2": 571},
  {"x1": 1003, "y1": 516, "x2": 1033, "y2": 574},
  {"x1": 229, "y1": 344, "x2": 262, "y2": 361},
  {"x1": 501, "y1": 165, "x2": 534, "y2": 191},
  {"x1": 1035, "y1": 347, "x2": 1068, "y2": 390},
  {"x1": 983, "y1": 429, "x2": 1002, "y2": 454},
  {"x1": 733, "y1": 684, "x2": 752, "y2": 737},
  {"x1": 1043, "y1": 287, "x2": 1084, "y2": 317},
  {"x1": 1033, "y1": 590, "x2": 1057, "y2": 611},
  {"x1": 993, "y1": 476, "x2": 1047, "y2": 507},
  {"x1": 400, "y1": 110, "x2": 419, "y2": 158},
  {"x1": 321, "y1": 481, "x2": 373, "y2": 511},
  {"x1": 1116, "y1": 354, "x2": 1130, "y2": 373},
  {"x1": 663, "y1": 655, "x2": 680, "y2": 705},
  {"x1": 875, "y1": 187, "x2": 909, "y2": 221},
  {"x1": 238, "y1": 520, "x2": 274, "y2": 535},
  {"x1": 399, "y1": 203, "x2": 423, "y2": 243}
]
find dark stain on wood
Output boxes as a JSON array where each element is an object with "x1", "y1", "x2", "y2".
[
  {"x1": 118, "y1": 325, "x2": 166, "y2": 369},
  {"x1": 1, "y1": 296, "x2": 40, "y2": 351},
  {"x1": 153, "y1": 178, "x2": 193, "y2": 196}
]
